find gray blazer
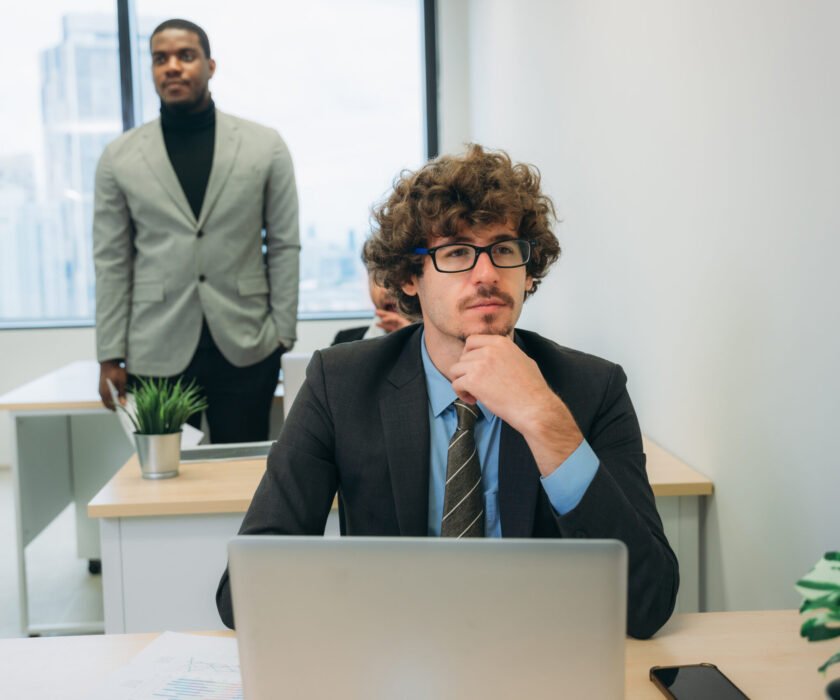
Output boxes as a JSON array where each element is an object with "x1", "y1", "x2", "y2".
[{"x1": 93, "y1": 110, "x2": 299, "y2": 376}]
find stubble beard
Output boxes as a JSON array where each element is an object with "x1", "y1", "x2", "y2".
[
  {"x1": 456, "y1": 284, "x2": 517, "y2": 341},
  {"x1": 457, "y1": 317, "x2": 514, "y2": 343}
]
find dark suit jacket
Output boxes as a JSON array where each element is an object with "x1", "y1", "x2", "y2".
[
  {"x1": 216, "y1": 325, "x2": 679, "y2": 638},
  {"x1": 331, "y1": 326, "x2": 369, "y2": 345}
]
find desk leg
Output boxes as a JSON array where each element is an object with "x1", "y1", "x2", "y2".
[
  {"x1": 656, "y1": 495, "x2": 700, "y2": 613},
  {"x1": 99, "y1": 518, "x2": 126, "y2": 634},
  {"x1": 11, "y1": 411, "x2": 119, "y2": 635},
  {"x1": 11, "y1": 414, "x2": 74, "y2": 635}
]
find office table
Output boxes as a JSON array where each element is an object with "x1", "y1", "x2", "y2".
[
  {"x1": 89, "y1": 437, "x2": 712, "y2": 634},
  {"x1": 0, "y1": 611, "x2": 835, "y2": 698},
  {"x1": 0, "y1": 360, "x2": 284, "y2": 636}
]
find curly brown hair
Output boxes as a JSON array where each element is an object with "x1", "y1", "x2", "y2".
[{"x1": 364, "y1": 144, "x2": 561, "y2": 317}]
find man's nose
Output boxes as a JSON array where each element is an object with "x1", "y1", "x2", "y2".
[
  {"x1": 164, "y1": 57, "x2": 182, "y2": 73},
  {"x1": 469, "y1": 249, "x2": 499, "y2": 283}
]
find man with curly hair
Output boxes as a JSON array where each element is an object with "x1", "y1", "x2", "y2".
[{"x1": 217, "y1": 145, "x2": 678, "y2": 639}]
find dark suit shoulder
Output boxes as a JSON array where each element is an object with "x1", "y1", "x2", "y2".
[{"x1": 313, "y1": 325, "x2": 422, "y2": 403}]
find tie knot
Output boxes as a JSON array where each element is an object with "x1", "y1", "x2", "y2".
[{"x1": 453, "y1": 400, "x2": 479, "y2": 431}]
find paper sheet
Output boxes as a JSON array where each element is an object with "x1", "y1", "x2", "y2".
[
  {"x1": 107, "y1": 378, "x2": 204, "y2": 448},
  {"x1": 88, "y1": 632, "x2": 241, "y2": 699}
]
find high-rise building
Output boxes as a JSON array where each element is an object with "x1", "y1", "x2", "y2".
[{"x1": 40, "y1": 13, "x2": 122, "y2": 319}]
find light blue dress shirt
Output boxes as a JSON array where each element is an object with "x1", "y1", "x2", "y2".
[{"x1": 421, "y1": 333, "x2": 600, "y2": 537}]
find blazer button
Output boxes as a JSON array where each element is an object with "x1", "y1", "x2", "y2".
[
  {"x1": 196, "y1": 230, "x2": 204, "y2": 238},
  {"x1": 199, "y1": 274, "x2": 206, "y2": 282}
]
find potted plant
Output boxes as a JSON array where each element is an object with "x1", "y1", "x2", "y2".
[
  {"x1": 120, "y1": 377, "x2": 208, "y2": 479},
  {"x1": 796, "y1": 551, "x2": 840, "y2": 698}
]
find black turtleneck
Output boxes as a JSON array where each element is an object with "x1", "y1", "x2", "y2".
[{"x1": 160, "y1": 99, "x2": 216, "y2": 219}]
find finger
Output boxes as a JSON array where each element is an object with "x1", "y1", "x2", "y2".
[
  {"x1": 100, "y1": 388, "x2": 114, "y2": 411},
  {"x1": 115, "y1": 371, "x2": 128, "y2": 396},
  {"x1": 463, "y1": 333, "x2": 512, "y2": 352},
  {"x1": 455, "y1": 388, "x2": 477, "y2": 404}
]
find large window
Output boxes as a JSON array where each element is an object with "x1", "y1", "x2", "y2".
[
  {"x1": 0, "y1": 1, "x2": 432, "y2": 327},
  {"x1": 0, "y1": 4, "x2": 121, "y2": 325}
]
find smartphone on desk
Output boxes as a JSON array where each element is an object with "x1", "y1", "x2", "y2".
[{"x1": 650, "y1": 663, "x2": 750, "y2": 699}]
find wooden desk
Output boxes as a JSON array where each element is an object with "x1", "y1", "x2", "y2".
[
  {"x1": 89, "y1": 441, "x2": 711, "y2": 634},
  {"x1": 1, "y1": 611, "x2": 835, "y2": 698}
]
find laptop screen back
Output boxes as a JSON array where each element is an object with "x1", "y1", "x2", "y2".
[{"x1": 228, "y1": 536, "x2": 627, "y2": 699}]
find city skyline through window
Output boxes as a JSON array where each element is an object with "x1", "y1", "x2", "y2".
[{"x1": 0, "y1": 1, "x2": 426, "y2": 327}]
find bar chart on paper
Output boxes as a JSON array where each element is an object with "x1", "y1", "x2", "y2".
[
  {"x1": 88, "y1": 632, "x2": 242, "y2": 700},
  {"x1": 151, "y1": 674, "x2": 241, "y2": 699}
]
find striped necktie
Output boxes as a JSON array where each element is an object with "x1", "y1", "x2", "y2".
[{"x1": 440, "y1": 399, "x2": 485, "y2": 538}]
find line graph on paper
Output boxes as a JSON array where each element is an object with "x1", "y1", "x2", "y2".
[{"x1": 185, "y1": 657, "x2": 241, "y2": 675}]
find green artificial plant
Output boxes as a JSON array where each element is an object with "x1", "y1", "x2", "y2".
[
  {"x1": 121, "y1": 377, "x2": 208, "y2": 435},
  {"x1": 796, "y1": 551, "x2": 840, "y2": 674}
]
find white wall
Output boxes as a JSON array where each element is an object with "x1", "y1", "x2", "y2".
[
  {"x1": 0, "y1": 319, "x2": 357, "y2": 467},
  {"x1": 453, "y1": 0, "x2": 840, "y2": 611}
]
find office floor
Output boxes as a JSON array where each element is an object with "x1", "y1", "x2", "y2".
[{"x1": 0, "y1": 468, "x2": 102, "y2": 638}]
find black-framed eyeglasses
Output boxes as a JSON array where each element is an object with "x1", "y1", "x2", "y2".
[{"x1": 413, "y1": 238, "x2": 535, "y2": 273}]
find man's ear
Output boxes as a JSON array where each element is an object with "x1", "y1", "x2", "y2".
[
  {"x1": 208, "y1": 58, "x2": 216, "y2": 79},
  {"x1": 402, "y1": 276, "x2": 418, "y2": 297},
  {"x1": 525, "y1": 275, "x2": 534, "y2": 293}
]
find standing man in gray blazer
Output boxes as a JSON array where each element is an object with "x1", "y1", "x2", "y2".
[{"x1": 93, "y1": 19, "x2": 299, "y2": 443}]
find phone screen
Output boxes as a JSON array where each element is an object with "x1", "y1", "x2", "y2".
[{"x1": 650, "y1": 664, "x2": 749, "y2": 700}]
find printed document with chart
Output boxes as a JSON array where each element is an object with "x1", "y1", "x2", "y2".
[{"x1": 88, "y1": 632, "x2": 242, "y2": 699}]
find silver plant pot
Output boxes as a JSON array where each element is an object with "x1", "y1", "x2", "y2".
[{"x1": 135, "y1": 432, "x2": 182, "y2": 479}]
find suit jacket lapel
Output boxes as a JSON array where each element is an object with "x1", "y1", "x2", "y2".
[
  {"x1": 380, "y1": 328, "x2": 430, "y2": 535},
  {"x1": 140, "y1": 121, "x2": 196, "y2": 226},
  {"x1": 498, "y1": 330, "x2": 541, "y2": 536},
  {"x1": 197, "y1": 112, "x2": 240, "y2": 230}
]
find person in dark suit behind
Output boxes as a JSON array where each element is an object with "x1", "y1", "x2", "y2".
[
  {"x1": 332, "y1": 269, "x2": 413, "y2": 345},
  {"x1": 216, "y1": 144, "x2": 679, "y2": 639}
]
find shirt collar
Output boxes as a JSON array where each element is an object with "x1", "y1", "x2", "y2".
[{"x1": 420, "y1": 330, "x2": 495, "y2": 422}]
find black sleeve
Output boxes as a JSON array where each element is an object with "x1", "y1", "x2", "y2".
[
  {"x1": 215, "y1": 351, "x2": 338, "y2": 628},
  {"x1": 554, "y1": 364, "x2": 680, "y2": 639}
]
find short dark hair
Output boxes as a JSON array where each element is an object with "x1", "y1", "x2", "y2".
[
  {"x1": 364, "y1": 144, "x2": 561, "y2": 317},
  {"x1": 150, "y1": 19, "x2": 211, "y2": 59}
]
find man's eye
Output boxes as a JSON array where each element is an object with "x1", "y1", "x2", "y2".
[
  {"x1": 180, "y1": 52, "x2": 195, "y2": 61},
  {"x1": 442, "y1": 246, "x2": 471, "y2": 259},
  {"x1": 494, "y1": 244, "x2": 516, "y2": 256}
]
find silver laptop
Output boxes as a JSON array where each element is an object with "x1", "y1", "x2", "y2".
[
  {"x1": 228, "y1": 536, "x2": 627, "y2": 699},
  {"x1": 280, "y1": 352, "x2": 313, "y2": 419}
]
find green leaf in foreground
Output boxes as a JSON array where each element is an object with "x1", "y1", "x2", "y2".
[{"x1": 797, "y1": 552, "x2": 840, "y2": 675}]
